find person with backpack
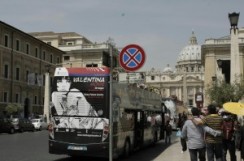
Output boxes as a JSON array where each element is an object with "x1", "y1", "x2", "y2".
[
  {"x1": 201, "y1": 104, "x2": 223, "y2": 161},
  {"x1": 181, "y1": 108, "x2": 206, "y2": 161},
  {"x1": 222, "y1": 112, "x2": 237, "y2": 161},
  {"x1": 165, "y1": 120, "x2": 172, "y2": 144}
]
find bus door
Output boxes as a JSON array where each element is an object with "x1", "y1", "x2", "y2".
[{"x1": 134, "y1": 110, "x2": 144, "y2": 149}]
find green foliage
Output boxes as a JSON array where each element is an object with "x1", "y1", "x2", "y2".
[
  {"x1": 206, "y1": 78, "x2": 244, "y2": 105},
  {"x1": 5, "y1": 103, "x2": 22, "y2": 114}
]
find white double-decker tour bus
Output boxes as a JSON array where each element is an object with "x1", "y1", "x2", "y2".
[{"x1": 48, "y1": 67, "x2": 165, "y2": 159}]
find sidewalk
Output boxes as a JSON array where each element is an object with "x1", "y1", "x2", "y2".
[
  {"x1": 154, "y1": 138, "x2": 189, "y2": 161},
  {"x1": 154, "y1": 137, "x2": 242, "y2": 161}
]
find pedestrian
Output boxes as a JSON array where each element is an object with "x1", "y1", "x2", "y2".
[
  {"x1": 202, "y1": 104, "x2": 223, "y2": 161},
  {"x1": 165, "y1": 120, "x2": 172, "y2": 144},
  {"x1": 239, "y1": 123, "x2": 244, "y2": 161},
  {"x1": 181, "y1": 107, "x2": 206, "y2": 161},
  {"x1": 234, "y1": 118, "x2": 241, "y2": 153},
  {"x1": 178, "y1": 112, "x2": 187, "y2": 153},
  {"x1": 221, "y1": 112, "x2": 237, "y2": 161}
]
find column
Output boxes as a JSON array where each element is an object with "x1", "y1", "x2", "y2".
[
  {"x1": 183, "y1": 73, "x2": 187, "y2": 105},
  {"x1": 43, "y1": 72, "x2": 50, "y2": 124},
  {"x1": 230, "y1": 28, "x2": 240, "y2": 83}
]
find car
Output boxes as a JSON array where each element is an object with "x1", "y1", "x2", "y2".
[
  {"x1": 10, "y1": 117, "x2": 20, "y2": 131},
  {"x1": 18, "y1": 118, "x2": 35, "y2": 132},
  {"x1": 31, "y1": 118, "x2": 48, "y2": 131},
  {"x1": 0, "y1": 118, "x2": 15, "y2": 134}
]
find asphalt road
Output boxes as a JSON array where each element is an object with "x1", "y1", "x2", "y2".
[{"x1": 0, "y1": 130, "x2": 175, "y2": 161}]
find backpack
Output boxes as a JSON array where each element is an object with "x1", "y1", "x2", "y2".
[{"x1": 222, "y1": 120, "x2": 234, "y2": 140}]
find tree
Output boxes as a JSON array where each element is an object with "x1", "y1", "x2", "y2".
[
  {"x1": 5, "y1": 103, "x2": 22, "y2": 116},
  {"x1": 206, "y1": 77, "x2": 244, "y2": 106}
]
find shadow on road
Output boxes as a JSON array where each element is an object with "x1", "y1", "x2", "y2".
[
  {"x1": 52, "y1": 140, "x2": 179, "y2": 161},
  {"x1": 118, "y1": 140, "x2": 179, "y2": 161}
]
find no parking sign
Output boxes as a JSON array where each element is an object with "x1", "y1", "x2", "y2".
[{"x1": 119, "y1": 44, "x2": 146, "y2": 72}]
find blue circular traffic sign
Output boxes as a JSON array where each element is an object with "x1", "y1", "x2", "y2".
[{"x1": 119, "y1": 44, "x2": 146, "y2": 72}]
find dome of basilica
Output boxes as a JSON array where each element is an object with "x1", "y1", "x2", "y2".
[{"x1": 177, "y1": 31, "x2": 201, "y2": 62}]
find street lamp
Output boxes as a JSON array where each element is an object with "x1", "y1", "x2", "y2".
[
  {"x1": 228, "y1": 12, "x2": 241, "y2": 83},
  {"x1": 229, "y1": 12, "x2": 239, "y2": 30}
]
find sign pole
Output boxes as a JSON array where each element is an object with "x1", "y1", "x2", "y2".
[{"x1": 109, "y1": 43, "x2": 113, "y2": 161}]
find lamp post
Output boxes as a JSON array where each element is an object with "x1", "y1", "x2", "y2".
[
  {"x1": 43, "y1": 64, "x2": 51, "y2": 124},
  {"x1": 229, "y1": 12, "x2": 240, "y2": 83}
]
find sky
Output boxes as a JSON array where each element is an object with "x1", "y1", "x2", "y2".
[{"x1": 0, "y1": 0, "x2": 244, "y2": 71}]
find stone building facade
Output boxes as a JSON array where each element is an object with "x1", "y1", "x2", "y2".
[
  {"x1": 29, "y1": 32, "x2": 119, "y2": 68},
  {"x1": 145, "y1": 32, "x2": 204, "y2": 108},
  {"x1": 0, "y1": 21, "x2": 64, "y2": 117},
  {"x1": 202, "y1": 28, "x2": 244, "y2": 104}
]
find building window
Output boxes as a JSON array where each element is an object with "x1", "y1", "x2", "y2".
[
  {"x1": 4, "y1": 64, "x2": 9, "y2": 78},
  {"x1": 151, "y1": 76, "x2": 155, "y2": 80},
  {"x1": 64, "y1": 56, "x2": 70, "y2": 61},
  {"x1": 26, "y1": 70, "x2": 29, "y2": 82},
  {"x1": 35, "y1": 47, "x2": 39, "y2": 58},
  {"x1": 186, "y1": 67, "x2": 189, "y2": 72},
  {"x1": 188, "y1": 99, "x2": 193, "y2": 106},
  {"x1": 50, "y1": 54, "x2": 53, "y2": 63},
  {"x1": 15, "y1": 93, "x2": 19, "y2": 103},
  {"x1": 191, "y1": 67, "x2": 194, "y2": 72},
  {"x1": 34, "y1": 96, "x2": 37, "y2": 104},
  {"x1": 16, "y1": 39, "x2": 20, "y2": 51},
  {"x1": 35, "y1": 73, "x2": 38, "y2": 84},
  {"x1": 43, "y1": 74, "x2": 45, "y2": 86},
  {"x1": 16, "y1": 67, "x2": 20, "y2": 80},
  {"x1": 4, "y1": 35, "x2": 9, "y2": 47},
  {"x1": 43, "y1": 51, "x2": 46, "y2": 60},
  {"x1": 3, "y1": 92, "x2": 8, "y2": 102},
  {"x1": 26, "y1": 43, "x2": 30, "y2": 54},
  {"x1": 57, "y1": 57, "x2": 60, "y2": 64}
]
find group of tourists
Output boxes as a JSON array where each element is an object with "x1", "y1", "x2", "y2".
[{"x1": 176, "y1": 104, "x2": 244, "y2": 161}]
